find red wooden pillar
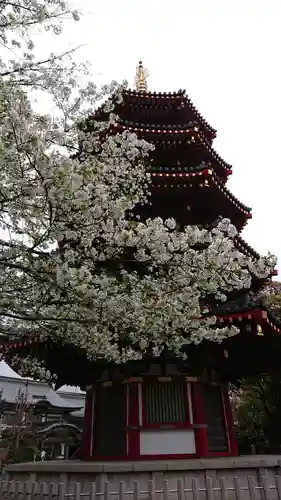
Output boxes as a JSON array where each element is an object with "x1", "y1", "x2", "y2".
[
  {"x1": 80, "y1": 386, "x2": 94, "y2": 460},
  {"x1": 191, "y1": 383, "x2": 208, "y2": 457},
  {"x1": 223, "y1": 388, "x2": 238, "y2": 456}
]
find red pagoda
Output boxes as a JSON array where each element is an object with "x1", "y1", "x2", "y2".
[{"x1": 1, "y1": 62, "x2": 280, "y2": 462}]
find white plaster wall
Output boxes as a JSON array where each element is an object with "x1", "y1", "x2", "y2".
[{"x1": 140, "y1": 429, "x2": 196, "y2": 455}]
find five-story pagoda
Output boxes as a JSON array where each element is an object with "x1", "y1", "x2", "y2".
[{"x1": 1, "y1": 62, "x2": 280, "y2": 462}]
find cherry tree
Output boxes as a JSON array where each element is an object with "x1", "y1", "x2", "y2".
[
  {"x1": 0, "y1": 0, "x2": 81, "y2": 82},
  {"x1": 0, "y1": 387, "x2": 33, "y2": 465},
  {"x1": 0, "y1": 0, "x2": 276, "y2": 379}
]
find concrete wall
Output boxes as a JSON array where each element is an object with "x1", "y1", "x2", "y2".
[{"x1": 5, "y1": 455, "x2": 281, "y2": 500}]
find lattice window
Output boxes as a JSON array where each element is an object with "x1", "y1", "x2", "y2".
[{"x1": 143, "y1": 381, "x2": 188, "y2": 425}]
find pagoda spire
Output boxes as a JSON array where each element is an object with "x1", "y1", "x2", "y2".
[{"x1": 135, "y1": 61, "x2": 149, "y2": 92}]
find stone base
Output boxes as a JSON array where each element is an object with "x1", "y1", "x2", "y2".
[{"x1": 4, "y1": 455, "x2": 281, "y2": 499}]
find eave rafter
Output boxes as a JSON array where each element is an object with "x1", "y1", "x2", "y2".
[
  {"x1": 206, "y1": 169, "x2": 251, "y2": 220},
  {"x1": 123, "y1": 88, "x2": 217, "y2": 139},
  {"x1": 151, "y1": 167, "x2": 251, "y2": 230},
  {"x1": 117, "y1": 123, "x2": 231, "y2": 181},
  {"x1": 217, "y1": 308, "x2": 281, "y2": 336},
  {"x1": 1, "y1": 308, "x2": 281, "y2": 360}
]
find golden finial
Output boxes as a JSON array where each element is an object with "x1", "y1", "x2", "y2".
[
  {"x1": 135, "y1": 61, "x2": 149, "y2": 92},
  {"x1": 257, "y1": 324, "x2": 264, "y2": 336}
]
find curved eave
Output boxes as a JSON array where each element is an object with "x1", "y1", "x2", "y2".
[
  {"x1": 121, "y1": 119, "x2": 198, "y2": 133},
  {"x1": 151, "y1": 166, "x2": 208, "y2": 181},
  {"x1": 0, "y1": 340, "x2": 89, "y2": 388},
  {"x1": 117, "y1": 123, "x2": 231, "y2": 181},
  {"x1": 232, "y1": 238, "x2": 277, "y2": 283},
  {"x1": 119, "y1": 122, "x2": 198, "y2": 136},
  {"x1": 234, "y1": 239, "x2": 277, "y2": 280},
  {"x1": 124, "y1": 89, "x2": 186, "y2": 100},
  {"x1": 234, "y1": 236, "x2": 260, "y2": 260},
  {"x1": 0, "y1": 335, "x2": 44, "y2": 351},
  {"x1": 217, "y1": 308, "x2": 281, "y2": 336},
  {"x1": 207, "y1": 170, "x2": 252, "y2": 223},
  {"x1": 197, "y1": 132, "x2": 232, "y2": 178},
  {"x1": 124, "y1": 89, "x2": 217, "y2": 138},
  {"x1": 2, "y1": 307, "x2": 281, "y2": 386},
  {"x1": 33, "y1": 402, "x2": 81, "y2": 413},
  {"x1": 2, "y1": 310, "x2": 280, "y2": 349},
  {"x1": 151, "y1": 168, "x2": 251, "y2": 230},
  {"x1": 212, "y1": 308, "x2": 281, "y2": 380},
  {"x1": 35, "y1": 422, "x2": 82, "y2": 435}
]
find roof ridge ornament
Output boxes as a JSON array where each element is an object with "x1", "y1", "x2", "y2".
[{"x1": 135, "y1": 61, "x2": 149, "y2": 92}]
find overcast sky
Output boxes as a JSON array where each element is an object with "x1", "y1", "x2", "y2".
[{"x1": 2, "y1": 0, "x2": 281, "y2": 377}]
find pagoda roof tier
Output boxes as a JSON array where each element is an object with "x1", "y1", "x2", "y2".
[
  {"x1": 207, "y1": 169, "x2": 251, "y2": 222},
  {"x1": 234, "y1": 236, "x2": 260, "y2": 260},
  {"x1": 150, "y1": 163, "x2": 209, "y2": 176},
  {"x1": 232, "y1": 240, "x2": 277, "y2": 277},
  {"x1": 0, "y1": 337, "x2": 95, "y2": 388},
  {"x1": 121, "y1": 89, "x2": 217, "y2": 143},
  {"x1": 1, "y1": 307, "x2": 281, "y2": 386},
  {"x1": 149, "y1": 168, "x2": 251, "y2": 231},
  {"x1": 118, "y1": 124, "x2": 231, "y2": 182},
  {"x1": 231, "y1": 240, "x2": 278, "y2": 283},
  {"x1": 214, "y1": 307, "x2": 281, "y2": 380},
  {"x1": 217, "y1": 308, "x2": 281, "y2": 333}
]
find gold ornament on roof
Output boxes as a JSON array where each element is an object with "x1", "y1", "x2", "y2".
[
  {"x1": 135, "y1": 61, "x2": 149, "y2": 92},
  {"x1": 257, "y1": 324, "x2": 264, "y2": 336}
]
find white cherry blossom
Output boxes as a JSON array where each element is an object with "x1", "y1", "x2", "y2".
[{"x1": 0, "y1": 0, "x2": 276, "y2": 378}]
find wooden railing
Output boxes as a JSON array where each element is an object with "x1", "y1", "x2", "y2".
[{"x1": 1, "y1": 476, "x2": 281, "y2": 500}]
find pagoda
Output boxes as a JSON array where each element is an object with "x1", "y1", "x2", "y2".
[{"x1": 1, "y1": 62, "x2": 280, "y2": 462}]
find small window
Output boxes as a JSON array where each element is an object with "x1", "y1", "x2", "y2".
[{"x1": 143, "y1": 381, "x2": 188, "y2": 425}]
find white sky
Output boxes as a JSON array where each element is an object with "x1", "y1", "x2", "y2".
[{"x1": 1, "y1": 0, "x2": 281, "y2": 375}]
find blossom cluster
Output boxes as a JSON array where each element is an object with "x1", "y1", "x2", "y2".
[
  {"x1": 0, "y1": 0, "x2": 276, "y2": 380},
  {"x1": 8, "y1": 355, "x2": 56, "y2": 382},
  {"x1": 0, "y1": 88, "x2": 275, "y2": 368}
]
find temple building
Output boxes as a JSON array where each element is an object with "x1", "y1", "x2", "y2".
[
  {"x1": 0, "y1": 370, "x2": 85, "y2": 462},
  {"x1": 0, "y1": 62, "x2": 280, "y2": 462}
]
